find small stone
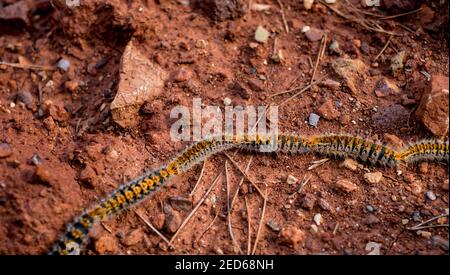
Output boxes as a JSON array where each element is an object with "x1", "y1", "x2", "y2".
[
  {"x1": 0, "y1": 143, "x2": 13, "y2": 158},
  {"x1": 286, "y1": 175, "x2": 298, "y2": 185},
  {"x1": 278, "y1": 225, "x2": 305, "y2": 245},
  {"x1": 301, "y1": 25, "x2": 311, "y2": 33},
  {"x1": 313, "y1": 213, "x2": 322, "y2": 226},
  {"x1": 305, "y1": 27, "x2": 324, "y2": 42},
  {"x1": 417, "y1": 230, "x2": 432, "y2": 239},
  {"x1": 270, "y1": 50, "x2": 284, "y2": 63},
  {"x1": 151, "y1": 213, "x2": 166, "y2": 230},
  {"x1": 64, "y1": 80, "x2": 79, "y2": 92},
  {"x1": 95, "y1": 235, "x2": 118, "y2": 254},
  {"x1": 319, "y1": 79, "x2": 341, "y2": 89},
  {"x1": 328, "y1": 40, "x2": 341, "y2": 55},
  {"x1": 366, "y1": 205, "x2": 375, "y2": 212},
  {"x1": 15, "y1": 90, "x2": 34, "y2": 109},
  {"x1": 301, "y1": 193, "x2": 316, "y2": 210},
  {"x1": 325, "y1": 0, "x2": 336, "y2": 3},
  {"x1": 310, "y1": 224, "x2": 319, "y2": 233},
  {"x1": 34, "y1": 165, "x2": 52, "y2": 185},
  {"x1": 426, "y1": 191, "x2": 436, "y2": 201},
  {"x1": 120, "y1": 229, "x2": 144, "y2": 246},
  {"x1": 303, "y1": 0, "x2": 314, "y2": 10},
  {"x1": 247, "y1": 79, "x2": 264, "y2": 92},
  {"x1": 353, "y1": 39, "x2": 361, "y2": 48},
  {"x1": 308, "y1": 113, "x2": 320, "y2": 127},
  {"x1": 165, "y1": 209, "x2": 182, "y2": 233},
  {"x1": 9, "y1": 102, "x2": 15, "y2": 108},
  {"x1": 195, "y1": 39, "x2": 208, "y2": 49},
  {"x1": 412, "y1": 210, "x2": 421, "y2": 222},
  {"x1": 172, "y1": 67, "x2": 192, "y2": 82},
  {"x1": 249, "y1": 42, "x2": 259, "y2": 49},
  {"x1": 28, "y1": 154, "x2": 43, "y2": 165},
  {"x1": 374, "y1": 77, "x2": 400, "y2": 97},
  {"x1": 365, "y1": 242, "x2": 381, "y2": 255},
  {"x1": 390, "y1": 51, "x2": 405, "y2": 74},
  {"x1": 318, "y1": 198, "x2": 332, "y2": 212},
  {"x1": 266, "y1": 219, "x2": 281, "y2": 232},
  {"x1": 339, "y1": 158, "x2": 359, "y2": 171},
  {"x1": 215, "y1": 247, "x2": 224, "y2": 255},
  {"x1": 360, "y1": 41, "x2": 370, "y2": 55},
  {"x1": 401, "y1": 219, "x2": 409, "y2": 225},
  {"x1": 56, "y1": 58, "x2": 70, "y2": 71},
  {"x1": 106, "y1": 149, "x2": 119, "y2": 163},
  {"x1": 432, "y1": 235, "x2": 449, "y2": 251},
  {"x1": 317, "y1": 99, "x2": 340, "y2": 120},
  {"x1": 331, "y1": 58, "x2": 367, "y2": 94},
  {"x1": 79, "y1": 166, "x2": 97, "y2": 188},
  {"x1": 364, "y1": 172, "x2": 383, "y2": 184},
  {"x1": 251, "y1": 3, "x2": 271, "y2": 11},
  {"x1": 364, "y1": 214, "x2": 380, "y2": 225},
  {"x1": 254, "y1": 25, "x2": 270, "y2": 43},
  {"x1": 169, "y1": 196, "x2": 193, "y2": 211},
  {"x1": 223, "y1": 97, "x2": 232, "y2": 105},
  {"x1": 335, "y1": 179, "x2": 358, "y2": 193}
]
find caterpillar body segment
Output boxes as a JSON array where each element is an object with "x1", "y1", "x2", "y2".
[{"x1": 50, "y1": 133, "x2": 448, "y2": 255}]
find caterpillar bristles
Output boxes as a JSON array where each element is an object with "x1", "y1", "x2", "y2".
[{"x1": 50, "y1": 133, "x2": 448, "y2": 255}]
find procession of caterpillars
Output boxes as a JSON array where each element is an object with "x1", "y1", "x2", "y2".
[{"x1": 49, "y1": 133, "x2": 449, "y2": 255}]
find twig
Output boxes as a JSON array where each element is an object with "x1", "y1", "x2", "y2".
[
  {"x1": 189, "y1": 159, "x2": 207, "y2": 196},
  {"x1": 276, "y1": 76, "x2": 327, "y2": 107},
  {"x1": 409, "y1": 224, "x2": 449, "y2": 231},
  {"x1": 135, "y1": 210, "x2": 172, "y2": 246},
  {"x1": 223, "y1": 152, "x2": 267, "y2": 201},
  {"x1": 225, "y1": 161, "x2": 243, "y2": 254},
  {"x1": 168, "y1": 169, "x2": 223, "y2": 246},
  {"x1": 230, "y1": 156, "x2": 254, "y2": 210},
  {"x1": 101, "y1": 222, "x2": 113, "y2": 234},
  {"x1": 310, "y1": 32, "x2": 327, "y2": 86},
  {"x1": 407, "y1": 213, "x2": 449, "y2": 230},
  {"x1": 270, "y1": 76, "x2": 324, "y2": 98},
  {"x1": 380, "y1": 8, "x2": 422, "y2": 20},
  {"x1": 374, "y1": 35, "x2": 392, "y2": 61},
  {"x1": 332, "y1": 222, "x2": 339, "y2": 235},
  {"x1": 196, "y1": 211, "x2": 219, "y2": 243},
  {"x1": 293, "y1": 174, "x2": 312, "y2": 195},
  {"x1": 244, "y1": 196, "x2": 252, "y2": 255},
  {"x1": 252, "y1": 184, "x2": 268, "y2": 255},
  {"x1": 307, "y1": 158, "x2": 330, "y2": 170},
  {"x1": 277, "y1": 0, "x2": 289, "y2": 33},
  {"x1": 0, "y1": 61, "x2": 55, "y2": 71}
]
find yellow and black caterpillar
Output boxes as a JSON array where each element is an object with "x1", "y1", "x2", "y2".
[{"x1": 50, "y1": 134, "x2": 448, "y2": 255}]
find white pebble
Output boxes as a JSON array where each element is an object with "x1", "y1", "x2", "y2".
[
  {"x1": 426, "y1": 191, "x2": 436, "y2": 201},
  {"x1": 301, "y1": 26, "x2": 311, "y2": 33},
  {"x1": 313, "y1": 213, "x2": 322, "y2": 225},
  {"x1": 304, "y1": 0, "x2": 314, "y2": 10},
  {"x1": 223, "y1": 97, "x2": 231, "y2": 106},
  {"x1": 325, "y1": 0, "x2": 336, "y2": 3},
  {"x1": 56, "y1": 58, "x2": 70, "y2": 71}
]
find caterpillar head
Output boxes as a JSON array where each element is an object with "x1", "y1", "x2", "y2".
[{"x1": 50, "y1": 240, "x2": 81, "y2": 255}]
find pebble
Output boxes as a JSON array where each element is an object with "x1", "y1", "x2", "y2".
[
  {"x1": 56, "y1": 58, "x2": 70, "y2": 71},
  {"x1": 418, "y1": 162, "x2": 428, "y2": 174},
  {"x1": 0, "y1": 143, "x2": 13, "y2": 158},
  {"x1": 254, "y1": 25, "x2": 270, "y2": 43},
  {"x1": 95, "y1": 235, "x2": 118, "y2": 254},
  {"x1": 303, "y1": 0, "x2": 314, "y2": 10},
  {"x1": 334, "y1": 179, "x2": 358, "y2": 193},
  {"x1": 319, "y1": 79, "x2": 341, "y2": 89},
  {"x1": 172, "y1": 67, "x2": 192, "y2": 82},
  {"x1": 313, "y1": 213, "x2": 322, "y2": 226},
  {"x1": 165, "y1": 209, "x2": 182, "y2": 233},
  {"x1": 64, "y1": 80, "x2": 79, "y2": 93},
  {"x1": 339, "y1": 158, "x2": 359, "y2": 171},
  {"x1": 278, "y1": 225, "x2": 305, "y2": 245},
  {"x1": 28, "y1": 154, "x2": 43, "y2": 165},
  {"x1": 195, "y1": 39, "x2": 207, "y2": 49},
  {"x1": 286, "y1": 174, "x2": 298, "y2": 185},
  {"x1": 328, "y1": 40, "x2": 341, "y2": 55},
  {"x1": 305, "y1": 27, "x2": 324, "y2": 42},
  {"x1": 373, "y1": 77, "x2": 400, "y2": 97},
  {"x1": 417, "y1": 230, "x2": 432, "y2": 239},
  {"x1": 426, "y1": 190, "x2": 436, "y2": 201},
  {"x1": 223, "y1": 97, "x2": 231, "y2": 105},
  {"x1": 325, "y1": 0, "x2": 336, "y2": 3},
  {"x1": 390, "y1": 51, "x2": 405, "y2": 73},
  {"x1": 270, "y1": 50, "x2": 284, "y2": 63},
  {"x1": 249, "y1": 42, "x2": 259, "y2": 49},
  {"x1": 432, "y1": 235, "x2": 449, "y2": 251},
  {"x1": 366, "y1": 205, "x2": 375, "y2": 212},
  {"x1": 412, "y1": 210, "x2": 421, "y2": 222},
  {"x1": 301, "y1": 193, "x2": 316, "y2": 210},
  {"x1": 363, "y1": 172, "x2": 383, "y2": 184},
  {"x1": 360, "y1": 41, "x2": 370, "y2": 55},
  {"x1": 365, "y1": 242, "x2": 381, "y2": 255},
  {"x1": 105, "y1": 149, "x2": 119, "y2": 163},
  {"x1": 266, "y1": 219, "x2": 281, "y2": 232},
  {"x1": 251, "y1": 3, "x2": 271, "y2": 11},
  {"x1": 151, "y1": 213, "x2": 166, "y2": 230},
  {"x1": 310, "y1": 224, "x2": 319, "y2": 233},
  {"x1": 15, "y1": 90, "x2": 34, "y2": 109},
  {"x1": 79, "y1": 166, "x2": 97, "y2": 188},
  {"x1": 401, "y1": 219, "x2": 409, "y2": 225},
  {"x1": 35, "y1": 165, "x2": 52, "y2": 185},
  {"x1": 364, "y1": 214, "x2": 380, "y2": 225},
  {"x1": 120, "y1": 229, "x2": 144, "y2": 246},
  {"x1": 308, "y1": 113, "x2": 320, "y2": 127},
  {"x1": 301, "y1": 25, "x2": 311, "y2": 33},
  {"x1": 317, "y1": 99, "x2": 340, "y2": 120},
  {"x1": 318, "y1": 198, "x2": 332, "y2": 212}
]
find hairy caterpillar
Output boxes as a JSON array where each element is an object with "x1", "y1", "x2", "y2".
[{"x1": 50, "y1": 133, "x2": 448, "y2": 255}]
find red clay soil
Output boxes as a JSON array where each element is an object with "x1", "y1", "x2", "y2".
[{"x1": 0, "y1": 0, "x2": 448, "y2": 255}]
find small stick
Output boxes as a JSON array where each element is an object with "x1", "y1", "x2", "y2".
[
  {"x1": 101, "y1": 222, "x2": 113, "y2": 234},
  {"x1": 408, "y1": 224, "x2": 449, "y2": 231},
  {"x1": 223, "y1": 152, "x2": 267, "y2": 201},
  {"x1": 332, "y1": 222, "x2": 339, "y2": 235},
  {"x1": 310, "y1": 32, "x2": 327, "y2": 86},
  {"x1": 252, "y1": 184, "x2": 268, "y2": 255},
  {"x1": 407, "y1": 213, "x2": 449, "y2": 230},
  {"x1": 168, "y1": 169, "x2": 223, "y2": 246},
  {"x1": 244, "y1": 196, "x2": 252, "y2": 255},
  {"x1": 196, "y1": 211, "x2": 219, "y2": 243},
  {"x1": 135, "y1": 210, "x2": 172, "y2": 246},
  {"x1": 225, "y1": 161, "x2": 243, "y2": 254},
  {"x1": 374, "y1": 35, "x2": 392, "y2": 61},
  {"x1": 277, "y1": 0, "x2": 290, "y2": 33},
  {"x1": 380, "y1": 8, "x2": 422, "y2": 20},
  {"x1": 230, "y1": 156, "x2": 254, "y2": 210},
  {"x1": 189, "y1": 159, "x2": 207, "y2": 196},
  {"x1": 307, "y1": 158, "x2": 330, "y2": 170},
  {"x1": 0, "y1": 61, "x2": 55, "y2": 71},
  {"x1": 294, "y1": 174, "x2": 312, "y2": 195}
]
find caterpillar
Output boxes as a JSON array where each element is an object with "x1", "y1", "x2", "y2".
[{"x1": 49, "y1": 133, "x2": 448, "y2": 255}]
